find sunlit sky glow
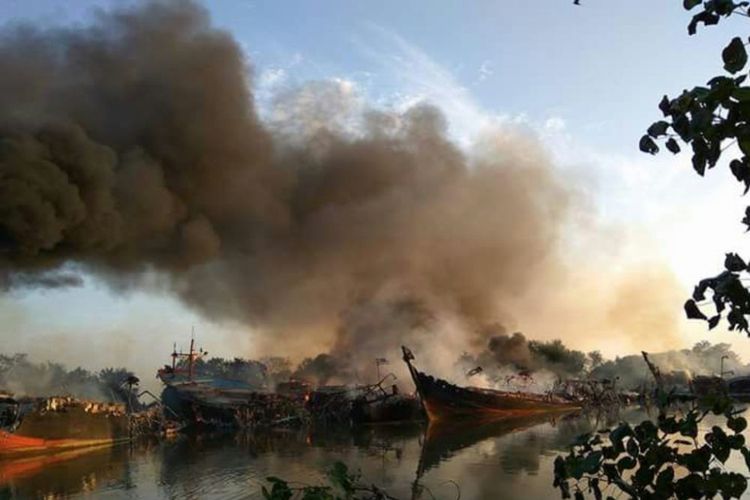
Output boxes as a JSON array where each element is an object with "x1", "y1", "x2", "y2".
[{"x1": 2, "y1": 0, "x2": 750, "y2": 381}]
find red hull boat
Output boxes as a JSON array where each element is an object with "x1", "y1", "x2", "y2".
[
  {"x1": 0, "y1": 432, "x2": 125, "y2": 456},
  {"x1": 0, "y1": 397, "x2": 130, "y2": 458}
]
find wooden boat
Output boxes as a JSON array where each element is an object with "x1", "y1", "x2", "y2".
[
  {"x1": 0, "y1": 397, "x2": 130, "y2": 458},
  {"x1": 401, "y1": 346, "x2": 580, "y2": 421},
  {"x1": 158, "y1": 339, "x2": 305, "y2": 428}
]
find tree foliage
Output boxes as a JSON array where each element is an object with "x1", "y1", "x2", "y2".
[
  {"x1": 554, "y1": 397, "x2": 750, "y2": 499},
  {"x1": 185, "y1": 356, "x2": 269, "y2": 388},
  {"x1": 642, "y1": 1, "x2": 750, "y2": 333},
  {"x1": 0, "y1": 353, "x2": 137, "y2": 403},
  {"x1": 529, "y1": 339, "x2": 589, "y2": 375}
]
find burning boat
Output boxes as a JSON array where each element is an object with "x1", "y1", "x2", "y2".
[
  {"x1": 158, "y1": 340, "x2": 305, "y2": 429},
  {"x1": 402, "y1": 346, "x2": 580, "y2": 421},
  {"x1": 0, "y1": 396, "x2": 130, "y2": 457},
  {"x1": 307, "y1": 380, "x2": 423, "y2": 425}
]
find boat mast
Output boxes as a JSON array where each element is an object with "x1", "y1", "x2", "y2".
[
  {"x1": 166, "y1": 329, "x2": 204, "y2": 382},
  {"x1": 188, "y1": 337, "x2": 195, "y2": 382}
]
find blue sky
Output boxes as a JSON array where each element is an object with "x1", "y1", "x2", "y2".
[{"x1": 2, "y1": 0, "x2": 750, "y2": 378}]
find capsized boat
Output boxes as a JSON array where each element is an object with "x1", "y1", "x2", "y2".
[{"x1": 401, "y1": 346, "x2": 580, "y2": 421}]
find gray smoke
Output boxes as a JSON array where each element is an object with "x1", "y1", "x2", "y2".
[{"x1": 0, "y1": 1, "x2": 638, "y2": 368}]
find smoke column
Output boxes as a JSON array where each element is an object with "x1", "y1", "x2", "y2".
[{"x1": 0, "y1": 1, "x2": 682, "y2": 374}]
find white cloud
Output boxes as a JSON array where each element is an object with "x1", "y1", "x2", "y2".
[
  {"x1": 543, "y1": 116, "x2": 566, "y2": 132},
  {"x1": 354, "y1": 25, "x2": 506, "y2": 145},
  {"x1": 258, "y1": 67, "x2": 287, "y2": 89},
  {"x1": 477, "y1": 59, "x2": 494, "y2": 83}
]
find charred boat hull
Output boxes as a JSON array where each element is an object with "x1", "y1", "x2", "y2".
[
  {"x1": 162, "y1": 384, "x2": 305, "y2": 429},
  {"x1": 414, "y1": 372, "x2": 580, "y2": 421},
  {"x1": 402, "y1": 346, "x2": 580, "y2": 421}
]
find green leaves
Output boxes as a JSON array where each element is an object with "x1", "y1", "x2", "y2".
[
  {"x1": 616, "y1": 456, "x2": 636, "y2": 472},
  {"x1": 647, "y1": 120, "x2": 670, "y2": 138},
  {"x1": 666, "y1": 137, "x2": 681, "y2": 154},
  {"x1": 723, "y1": 37, "x2": 748, "y2": 73},
  {"x1": 655, "y1": 467, "x2": 675, "y2": 497},
  {"x1": 580, "y1": 451, "x2": 603, "y2": 475},
  {"x1": 327, "y1": 462, "x2": 356, "y2": 494},
  {"x1": 706, "y1": 426, "x2": 731, "y2": 463},
  {"x1": 639, "y1": 135, "x2": 659, "y2": 154},
  {"x1": 689, "y1": 11, "x2": 720, "y2": 35},
  {"x1": 731, "y1": 87, "x2": 750, "y2": 101},
  {"x1": 650, "y1": 73, "x2": 750, "y2": 328},
  {"x1": 728, "y1": 416, "x2": 748, "y2": 433},
  {"x1": 680, "y1": 411, "x2": 700, "y2": 439},
  {"x1": 554, "y1": 400, "x2": 750, "y2": 500},
  {"x1": 260, "y1": 462, "x2": 389, "y2": 500},
  {"x1": 730, "y1": 159, "x2": 750, "y2": 193},
  {"x1": 659, "y1": 95, "x2": 672, "y2": 115},
  {"x1": 262, "y1": 477, "x2": 293, "y2": 500},
  {"x1": 686, "y1": 0, "x2": 748, "y2": 35},
  {"x1": 724, "y1": 252, "x2": 747, "y2": 272},
  {"x1": 678, "y1": 445, "x2": 712, "y2": 472},
  {"x1": 685, "y1": 299, "x2": 708, "y2": 320}
]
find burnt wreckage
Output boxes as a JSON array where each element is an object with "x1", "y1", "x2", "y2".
[{"x1": 158, "y1": 340, "x2": 422, "y2": 429}]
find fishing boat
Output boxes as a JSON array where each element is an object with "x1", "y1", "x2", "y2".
[
  {"x1": 401, "y1": 346, "x2": 580, "y2": 421},
  {"x1": 0, "y1": 396, "x2": 130, "y2": 457},
  {"x1": 158, "y1": 339, "x2": 303, "y2": 428},
  {"x1": 159, "y1": 338, "x2": 257, "y2": 427}
]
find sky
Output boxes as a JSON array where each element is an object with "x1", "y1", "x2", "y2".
[{"x1": 2, "y1": 0, "x2": 750, "y2": 381}]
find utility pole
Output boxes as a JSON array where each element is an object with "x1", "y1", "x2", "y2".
[
  {"x1": 720, "y1": 355, "x2": 734, "y2": 378},
  {"x1": 375, "y1": 358, "x2": 388, "y2": 382}
]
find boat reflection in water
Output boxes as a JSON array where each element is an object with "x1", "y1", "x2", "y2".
[
  {"x1": 0, "y1": 408, "x2": 653, "y2": 499},
  {"x1": 0, "y1": 441, "x2": 135, "y2": 498},
  {"x1": 416, "y1": 413, "x2": 574, "y2": 478}
]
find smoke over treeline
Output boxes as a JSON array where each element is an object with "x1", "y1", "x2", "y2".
[
  {"x1": 0, "y1": 353, "x2": 136, "y2": 401},
  {"x1": 160, "y1": 337, "x2": 748, "y2": 394},
  {"x1": 0, "y1": 1, "x2": 687, "y2": 368},
  {"x1": 1, "y1": 338, "x2": 740, "y2": 399},
  {"x1": 455, "y1": 331, "x2": 746, "y2": 392},
  {"x1": 592, "y1": 340, "x2": 743, "y2": 389},
  {"x1": 181, "y1": 353, "x2": 351, "y2": 387},
  {"x1": 473, "y1": 326, "x2": 588, "y2": 376}
]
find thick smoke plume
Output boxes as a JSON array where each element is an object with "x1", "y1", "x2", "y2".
[{"x1": 0, "y1": 1, "x2": 684, "y2": 374}]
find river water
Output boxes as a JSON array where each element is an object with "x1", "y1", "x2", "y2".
[{"x1": 1, "y1": 407, "x2": 749, "y2": 499}]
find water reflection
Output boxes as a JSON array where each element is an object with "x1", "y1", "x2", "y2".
[
  {"x1": 0, "y1": 444, "x2": 132, "y2": 498},
  {"x1": 0, "y1": 407, "x2": 745, "y2": 499}
]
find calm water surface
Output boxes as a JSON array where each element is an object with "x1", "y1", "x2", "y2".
[{"x1": 2, "y1": 407, "x2": 750, "y2": 499}]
